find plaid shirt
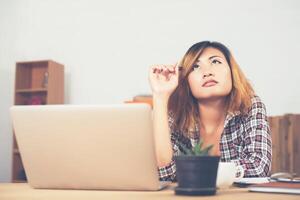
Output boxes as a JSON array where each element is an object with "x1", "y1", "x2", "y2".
[{"x1": 158, "y1": 96, "x2": 272, "y2": 181}]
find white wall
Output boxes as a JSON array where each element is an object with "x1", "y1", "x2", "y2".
[{"x1": 1, "y1": 0, "x2": 300, "y2": 182}]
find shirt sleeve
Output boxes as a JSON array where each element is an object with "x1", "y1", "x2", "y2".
[
  {"x1": 232, "y1": 96, "x2": 272, "y2": 177},
  {"x1": 157, "y1": 114, "x2": 180, "y2": 182}
]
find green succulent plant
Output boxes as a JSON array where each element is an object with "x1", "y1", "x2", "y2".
[{"x1": 178, "y1": 139, "x2": 213, "y2": 156}]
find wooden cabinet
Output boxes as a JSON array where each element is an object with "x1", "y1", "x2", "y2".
[
  {"x1": 269, "y1": 114, "x2": 300, "y2": 176},
  {"x1": 12, "y1": 60, "x2": 64, "y2": 182}
]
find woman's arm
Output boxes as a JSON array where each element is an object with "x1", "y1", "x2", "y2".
[
  {"x1": 153, "y1": 95, "x2": 174, "y2": 166},
  {"x1": 148, "y1": 64, "x2": 179, "y2": 167},
  {"x1": 233, "y1": 97, "x2": 272, "y2": 177}
]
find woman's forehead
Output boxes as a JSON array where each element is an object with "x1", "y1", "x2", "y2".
[{"x1": 196, "y1": 48, "x2": 225, "y2": 62}]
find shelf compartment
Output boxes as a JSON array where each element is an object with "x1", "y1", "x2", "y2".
[
  {"x1": 16, "y1": 88, "x2": 48, "y2": 93},
  {"x1": 15, "y1": 61, "x2": 49, "y2": 90},
  {"x1": 15, "y1": 92, "x2": 47, "y2": 105}
]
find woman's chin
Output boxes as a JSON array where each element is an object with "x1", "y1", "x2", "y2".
[{"x1": 196, "y1": 94, "x2": 228, "y2": 101}]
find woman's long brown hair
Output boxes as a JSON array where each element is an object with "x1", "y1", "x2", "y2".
[{"x1": 168, "y1": 41, "x2": 254, "y2": 136}]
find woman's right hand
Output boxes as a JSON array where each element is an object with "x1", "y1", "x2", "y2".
[{"x1": 148, "y1": 63, "x2": 179, "y2": 99}]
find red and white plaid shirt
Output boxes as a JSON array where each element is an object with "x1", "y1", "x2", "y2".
[{"x1": 158, "y1": 96, "x2": 272, "y2": 181}]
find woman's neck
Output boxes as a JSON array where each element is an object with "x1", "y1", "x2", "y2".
[{"x1": 198, "y1": 97, "x2": 227, "y2": 132}]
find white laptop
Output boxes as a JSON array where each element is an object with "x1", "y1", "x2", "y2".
[{"x1": 11, "y1": 104, "x2": 170, "y2": 190}]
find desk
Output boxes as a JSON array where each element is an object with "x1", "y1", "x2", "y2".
[{"x1": 0, "y1": 183, "x2": 299, "y2": 200}]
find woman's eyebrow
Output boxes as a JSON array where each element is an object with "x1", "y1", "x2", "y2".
[
  {"x1": 196, "y1": 55, "x2": 223, "y2": 64},
  {"x1": 208, "y1": 55, "x2": 222, "y2": 60}
]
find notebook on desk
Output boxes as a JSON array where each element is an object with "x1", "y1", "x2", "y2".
[
  {"x1": 11, "y1": 104, "x2": 170, "y2": 191},
  {"x1": 248, "y1": 182, "x2": 300, "y2": 195}
]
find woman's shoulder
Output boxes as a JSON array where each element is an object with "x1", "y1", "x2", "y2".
[
  {"x1": 247, "y1": 95, "x2": 267, "y2": 115},
  {"x1": 242, "y1": 95, "x2": 268, "y2": 124},
  {"x1": 250, "y1": 95, "x2": 265, "y2": 107},
  {"x1": 224, "y1": 95, "x2": 269, "y2": 132}
]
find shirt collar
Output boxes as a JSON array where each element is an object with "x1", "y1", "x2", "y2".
[
  {"x1": 224, "y1": 110, "x2": 241, "y2": 127},
  {"x1": 192, "y1": 110, "x2": 241, "y2": 136}
]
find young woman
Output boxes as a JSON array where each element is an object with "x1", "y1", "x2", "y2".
[{"x1": 148, "y1": 41, "x2": 272, "y2": 181}]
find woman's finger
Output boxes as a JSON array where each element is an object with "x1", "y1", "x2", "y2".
[{"x1": 149, "y1": 64, "x2": 178, "y2": 81}]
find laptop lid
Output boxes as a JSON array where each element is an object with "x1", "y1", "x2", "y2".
[{"x1": 11, "y1": 104, "x2": 163, "y2": 190}]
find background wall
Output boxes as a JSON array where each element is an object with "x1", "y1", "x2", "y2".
[{"x1": 1, "y1": 0, "x2": 299, "y2": 182}]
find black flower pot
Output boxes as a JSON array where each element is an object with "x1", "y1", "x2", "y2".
[{"x1": 174, "y1": 155, "x2": 220, "y2": 196}]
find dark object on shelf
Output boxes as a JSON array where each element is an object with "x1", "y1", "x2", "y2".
[
  {"x1": 27, "y1": 95, "x2": 43, "y2": 105},
  {"x1": 42, "y1": 71, "x2": 49, "y2": 88}
]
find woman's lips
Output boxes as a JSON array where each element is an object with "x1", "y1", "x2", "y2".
[{"x1": 202, "y1": 80, "x2": 218, "y2": 87}]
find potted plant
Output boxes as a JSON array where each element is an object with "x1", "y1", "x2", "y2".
[{"x1": 174, "y1": 140, "x2": 220, "y2": 196}]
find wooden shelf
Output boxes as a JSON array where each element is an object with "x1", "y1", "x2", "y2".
[
  {"x1": 12, "y1": 60, "x2": 64, "y2": 182},
  {"x1": 16, "y1": 88, "x2": 48, "y2": 93}
]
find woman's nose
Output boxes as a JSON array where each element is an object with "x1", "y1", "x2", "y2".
[
  {"x1": 202, "y1": 65, "x2": 214, "y2": 78},
  {"x1": 203, "y1": 72, "x2": 214, "y2": 78}
]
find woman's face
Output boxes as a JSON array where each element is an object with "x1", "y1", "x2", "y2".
[{"x1": 188, "y1": 47, "x2": 232, "y2": 101}]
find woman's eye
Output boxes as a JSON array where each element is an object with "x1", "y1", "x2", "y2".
[
  {"x1": 192, "y1": 64, "x2": 200, "y2": 69},
  {"x1": 212, "y1": 59, "x2": 221, "y2": 65}
]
